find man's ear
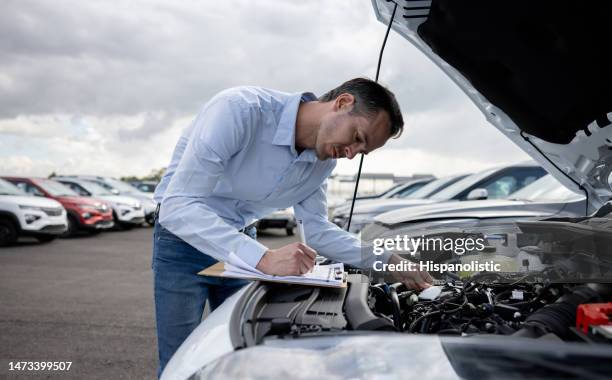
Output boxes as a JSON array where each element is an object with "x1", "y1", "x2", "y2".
[{"x1": 334, "y1": 93, "x2": 355, "y2": 111}]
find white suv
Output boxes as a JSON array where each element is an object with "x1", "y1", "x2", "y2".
[{"x1": 0, "y1": 178, "x2": 67, "y2": 246}]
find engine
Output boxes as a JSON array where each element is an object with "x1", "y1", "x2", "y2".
[
  {"x1": 362, "y1": 276, "x2": 612, "y2": 341},
  {"x1": 240, "y1": 274, "x2": 612, "y2": 347}
]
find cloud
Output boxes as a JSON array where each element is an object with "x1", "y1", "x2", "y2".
[
  {"x1": 0, "y1": 0, "x2": 530, "y2": 178},
  {"x1": 117, "y1": 111, "x2": 177, "y2": 141}
]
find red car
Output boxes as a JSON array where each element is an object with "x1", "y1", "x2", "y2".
[{"x1": 2, "y1": 177, "x2": 114, "y2": 236}]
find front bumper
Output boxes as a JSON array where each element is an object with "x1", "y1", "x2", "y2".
[
  {"x1": 120, "y1": 216, "x2": 146, "y2": 225},
  {"x1": 22, "y1": 224, "x2": 67, "y2": 236},
  {"x1": 76, "y1": 210, "x2": 114, "y2": 229},
  {"x1": 19, "y1": 210, "x2": 68, "y2": 235},
  {"x1": 114, "y1": 205, "x2": 146, "y2": 224},
  {"x1": 84, "y1": 219, "x2": 115, "y2": 230}
]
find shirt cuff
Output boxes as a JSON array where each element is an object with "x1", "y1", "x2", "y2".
[{"x1": 235, "y1": 236, "x2": 268, "y2": 269}]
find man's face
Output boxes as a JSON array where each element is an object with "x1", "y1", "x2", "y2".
[{"x1": 314, "y1": 96, "x2": 392, "y2": 161}]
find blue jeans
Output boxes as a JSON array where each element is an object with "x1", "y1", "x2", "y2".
[{"x1": 152, "y1": 221, "x2": 251, "y2": 378}]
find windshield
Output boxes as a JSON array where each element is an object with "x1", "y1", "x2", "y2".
[
  {"x1": 104, "y1": 178, "x2": 140, "y2": 193},
  {"x1": 508, "y1": 175, "x2": 584, "y2": 202},
  {"x1": 0, "y1": 179, "x2": 26, "y2": 196},
  {"x1": 404, "y1": 175, "x2": 466, "y2": 199},
  {"x1": 377, "y1": 182, "x2": 407, "y2": 197},
  {"x1": 78, "y1": 181, "x2": 114, "y2": 196},
  {"x1": 36, "y1": 179, "x2": 79, "y2": 197},
  {"x1": 429, "y1": 168, "x2": 497, "y2": 201},
  {"x1": 386, "y1": 180, "x2": 431, "y2": 198}
]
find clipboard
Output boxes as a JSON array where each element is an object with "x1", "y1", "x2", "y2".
[{"x1": 199, "y1": 262, "x2": 347, "y2": 288}]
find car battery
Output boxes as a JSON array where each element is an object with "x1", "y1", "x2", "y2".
[{"x1": 576, "y1": 303, "x2": 612, "y2": 334}]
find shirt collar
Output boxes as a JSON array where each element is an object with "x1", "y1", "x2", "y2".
[{"x1": 272, "y1": 92, "x2": 318, "y2": 161}]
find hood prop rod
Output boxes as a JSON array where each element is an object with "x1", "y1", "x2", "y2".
[{"x1": 346, "y1": 1, "x2": 398, "y2": 232}]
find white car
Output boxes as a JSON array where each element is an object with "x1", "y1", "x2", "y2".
[
  {"x1": 53, "y1": 177, "x2": 145, "y2": 229},
  {"x1": 63, "y1": 175, "x2": 157, "y2": 226},
  {"x1": 161, "y1": 1, "x2": 612, "y2": 379},
  {"x1": 0, "y1": 178, "x2": 67, "y2": 245}
]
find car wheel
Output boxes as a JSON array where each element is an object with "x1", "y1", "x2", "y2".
[
  {"x1": 145, "y1": 214, "x2": 155, "y2": 227},
  {"x1": 60, "y1": 215, "x2": 79, "y2": 238},
  {"x1": 0, "y1": 219, "x2": 18, "y2": 246},
  {"x1": 36, "y1": 235, "x2": 57, "y2": 243},
  {"x1": 286, "y1": 227, "x2": 294, "y2": 236}
]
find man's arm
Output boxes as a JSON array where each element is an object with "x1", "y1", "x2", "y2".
[
  {"x1": 159, "y1": 94, "x2": 269, "y2": 268},
  {"x1": 294, "y1": 180, "x2": 432, "y2": 288},
  {"x1": 293, "y1": 180, "x2": 389, "y2": 268}
]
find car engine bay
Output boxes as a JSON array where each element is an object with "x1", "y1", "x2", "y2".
[
  {"x1": 236, "y1": 216, "x2": 612, "y2": 349},
  {"x1": 237, "y1": 275, "x2": 612, "y2": 346}
]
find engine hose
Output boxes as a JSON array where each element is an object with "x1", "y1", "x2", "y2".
[
  {"x1": 441, "y1": 294, "x2": 467, "y2": 314},
  {"x1": 409, "y1": 310, "x2": 441, "y2": 333},
  {"x1": 388, "y1": 286, "x2": 403, "y2": 332}
]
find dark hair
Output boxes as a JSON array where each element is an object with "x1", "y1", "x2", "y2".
[{"x1": 319, "y1": 78, "x2": 404, "y2": 138}]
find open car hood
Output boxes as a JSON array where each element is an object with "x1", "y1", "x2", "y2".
[{"x1": 372, "y1": 0, "x2": 612, "y2": 213}]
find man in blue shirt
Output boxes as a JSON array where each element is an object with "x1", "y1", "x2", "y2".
[{"x1": 152, "y1": 78, "x2": 432, "y2": 376}]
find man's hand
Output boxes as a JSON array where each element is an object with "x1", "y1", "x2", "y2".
[
  {"x1": 256, "y1": 242, "x2": 317, "y2": 276},
  {"x1": 388, "y1": 254, "x2": 433, "y2": 290}
]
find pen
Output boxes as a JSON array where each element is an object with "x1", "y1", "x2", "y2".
[
  {"x1": 297, "y1": 218, "x2": 318, "y2": 270},
  {"x1": 297, "y1": 218, "x2": 306, "y2": 245}
]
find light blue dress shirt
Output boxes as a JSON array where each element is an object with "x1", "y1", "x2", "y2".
[{"x1": 155, "y1": 86, "x2": 382, "y2": 270}]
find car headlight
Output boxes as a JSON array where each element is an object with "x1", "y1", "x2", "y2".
[
  {"x1": 19, "y1": 205, "x2": 43, "y2": 211},
  {"x1": 116, "y1": 202, "x2": 137, "y2": 209}
]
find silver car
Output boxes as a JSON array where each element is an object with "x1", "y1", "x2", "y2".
[
  {"x1": 333, "y1": 162, "x2": 546, "y2": 234},
  {"x1": 372, "y1": 174, "x2": 586, "y2": 231}
]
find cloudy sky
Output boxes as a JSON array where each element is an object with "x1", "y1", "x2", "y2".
[{"x1": 0, "y1": 0, "x2": 529, "y2": 180}]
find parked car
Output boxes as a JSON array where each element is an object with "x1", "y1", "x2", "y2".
[
  {"x1": 53, "y1": 177, "x2": 145, "y2": 229},
  {"x1": 256, "y1": 208, "x2": 296, "y2": 236},
  {"x1": 128, "y1": 180, "x2": 158, "y2": 194},
  {"x1": 367, "y1": 174, "x2": 586, "y2": 238},
  {"x1": 0, "y1": 178, "x2": 67, "y2": 245},
  {"x1": 2, "y1": 177, "x2": 114, "y2": 236},
  {"x1": 329, "y1": 177, "x2": 435, "y2": 216},
  {"x1": 61, "y1": 175, "x2": 157, "y2": 226},
  {"x1": 355, "y1": 177, "x2": 435, "y2": 201},
  {"x1": 334, "y1": 163, "x2": 545, "y2": 234},
  {"x1": 331, "y1": 174, "x2": 467, "y2": 230},
  {"x1": 161, "y1": 2, "x2": 612, "y2": 378}
]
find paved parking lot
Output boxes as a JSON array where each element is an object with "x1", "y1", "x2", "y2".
[{"x1": 0, "y1": 226, "x2": 297, "y2": 379}]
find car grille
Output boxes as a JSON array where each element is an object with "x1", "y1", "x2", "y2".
[
  {"x1": 41, "y1": 207, "x2": 63, "y2": 217},
  {"x1": 39, "y1": 224, "x2": 67, "y2": 233}
]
